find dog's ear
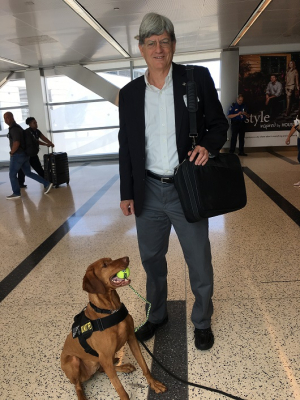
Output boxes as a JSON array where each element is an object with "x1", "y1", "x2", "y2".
[{"x1": 82, "y1": 268, "x2": 106, "y2": 294}]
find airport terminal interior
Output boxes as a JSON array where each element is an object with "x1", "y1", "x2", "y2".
[{"x1": 0, "y1": 1, "x2": 300, "y2": 399}]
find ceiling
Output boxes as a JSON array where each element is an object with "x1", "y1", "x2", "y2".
[{"x1": 0, "y1": 0, "x2": 299, "y2": 73}]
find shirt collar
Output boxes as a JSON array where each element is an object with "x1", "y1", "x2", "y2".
[
  {"x1": 9, "y1": 122, "x2": 18, "y2": 129},
  {"x1": 144, "y1": 64, "x2": 173, "y2": 90}
]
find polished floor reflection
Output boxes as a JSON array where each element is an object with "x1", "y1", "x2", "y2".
[{"x1": 0, "y1": 149, "x2": 299, "y2": 400}]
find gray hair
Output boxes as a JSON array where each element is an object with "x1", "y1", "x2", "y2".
[{"x1": 137, "y1": 13, "x2": 176, "y2": 45}]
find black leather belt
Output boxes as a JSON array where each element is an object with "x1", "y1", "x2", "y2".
[{"x1": 146, "y1": 170, "x2": 174, "y2": 184}]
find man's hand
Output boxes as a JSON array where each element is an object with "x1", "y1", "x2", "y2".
[
  {"x1": 266, "y1": 95, "x2": 270, "y2": 105},
  {"x1": 120, "y1": 200, "x2": 135, "y2": 216},
  {"x1": 188, "y1": 145, "x2": 209, "y2": 166}
]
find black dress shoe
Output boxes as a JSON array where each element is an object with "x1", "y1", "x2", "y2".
[
  {"x1": 238, "y1": 153, "x2": 248, "y2": 156},
  {"x1": 135, "y1": 316, "x2": 168, "y2": 342},
  {"x1": 194, "y1": 327, "x2": 214, "y2": 350},
  {"x1": 20, "y1": 185, "x2": 27, "y2": 188}
]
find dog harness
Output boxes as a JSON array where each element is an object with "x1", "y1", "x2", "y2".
[{"x1": 72, "y1": 302, "x2": 128, "y2": 357}]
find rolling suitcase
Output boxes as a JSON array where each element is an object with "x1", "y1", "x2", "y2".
[{"x1": 44, "y1": 151, "x2": 70, "y2": 188}]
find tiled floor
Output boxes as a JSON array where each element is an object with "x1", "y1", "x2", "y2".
[{"x1": 0, "y1": 150, "x2": 299, "y2": 400}]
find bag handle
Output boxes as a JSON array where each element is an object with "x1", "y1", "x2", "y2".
[{"x1": 186, "y1": 66, "x2": 198, "y2": 148}]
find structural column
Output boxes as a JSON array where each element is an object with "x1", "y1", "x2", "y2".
[
  {"x1": 221, "y1": 48, "x2": 240, "y2": 145},
  {"x1": 24, "y1": 69, "x2": 52, "y2": 159}
]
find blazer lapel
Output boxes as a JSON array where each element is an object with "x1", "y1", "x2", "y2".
[
  {"x1": 172, "y1": 62, "x2": 187, "y2": 140},
  {"x1": 133, "y1": 78, "x2": 146, "y2": 152}
]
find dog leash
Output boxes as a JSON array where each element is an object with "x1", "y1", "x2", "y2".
[
  {"x1": 128, "y1": 285, "x2": 151, "y2": 332},
  {"x1": 139, "y1": 340, "x2": 246, "y2": 400},
  {"x1": 128, "y1": 285, "x2": 246, "y2": 400}
]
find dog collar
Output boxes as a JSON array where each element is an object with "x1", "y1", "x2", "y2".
[{"x1": 89, "y1": 301, "x2": 120, "y2": 314}]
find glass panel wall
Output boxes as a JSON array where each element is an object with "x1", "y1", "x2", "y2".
[
  {"x1": 46, "y1": 70, "x2": 131, "y2": 157},
  {"x1": 0, "y1": 79, "x2": 29, "y2": 161},
  {"x1": 49, "y1": 101, "x2": 119, "y2": 131},
  {"x1": 97, "y1": 70, "x2": 131, "y2": 89},
  {"x1": 46, "y1": 75, "x2": 102, "y2": 103},
  {"x1": 52, "y1": 128, "x2": 119, "y2": 156}
]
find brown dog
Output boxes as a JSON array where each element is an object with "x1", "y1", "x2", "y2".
[{"x1": 61, "y1": 256, "x2": 167, "y2": 400}]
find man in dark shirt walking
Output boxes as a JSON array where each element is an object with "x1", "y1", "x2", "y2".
[
  {"x1": 4, "y1": 112, "x2": 53, "y2": 199},
  {"x1": 228, "y1": 94, "x2": 249, "y2": 156}
]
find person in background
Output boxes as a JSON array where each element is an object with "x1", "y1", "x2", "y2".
[
  {"x1": 285, "y1": 116, "x2": 300, "y2": 186},
  {"x1": 228, "y1": 94, "x2": 249, "y2": 156},
  {"x1": 265, "y1": 75, "x2": 283, "y2": 119},
  {"x1": 119, "y1": 13, "x2": 228, "y2": 351},
  {"x1": 24, "y1": 117, "x2": 54, "y2": 178},
  {"x1": 285, "y1": 61, "x2": 299, "y2": 117},
  {"x1": 4, "y1": 111, "x2": 53, "y2": 199}
]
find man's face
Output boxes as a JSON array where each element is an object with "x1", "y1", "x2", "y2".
[
  {"x1": 139, "y1": 31, "x2": 176, "y2": 73},
  {"x1": 4, "y1": 113, "x2": 13, "y2": 126},
  {"x1": 270, "y1": 75, "x2": 276, "y2": 83},
  {"x1": 237, "y1": 97, "x2": 243, "y2": 105}
]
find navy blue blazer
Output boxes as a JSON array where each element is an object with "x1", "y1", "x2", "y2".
[{"x1": 118, "y1": 62, "x2": 228, "y2": 217}]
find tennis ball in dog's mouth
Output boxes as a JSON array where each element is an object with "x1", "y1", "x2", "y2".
[{"x1": 116, "y1": 267, "x2": 130, "y2": 279}]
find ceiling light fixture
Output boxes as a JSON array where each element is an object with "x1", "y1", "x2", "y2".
[
  {"x1": 0, "y1": 56, "x2": 29, "y2": 68},
  {"x1": 230, "y1": 0, "x2": 273, "y2": 47},
  {"x1": 62, "y1": 0, "x2": 130, "y2": 58}
]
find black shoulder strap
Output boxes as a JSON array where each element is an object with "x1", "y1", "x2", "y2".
[
  {"x1": 186, "y1": 66, "x2": 198, "y2": 145},
  {"x1": 78, "y1": 333, "x2": 99, "y2": 357}
]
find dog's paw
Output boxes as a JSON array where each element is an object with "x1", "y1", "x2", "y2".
[
  {"x1": 149, "y1": 378, "x2": 167, "y2": 394},
  {"x1": 115, "y1": 363, "x2": 136, "y2": 373}
]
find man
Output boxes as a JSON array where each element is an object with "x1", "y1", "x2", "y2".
[
  {"x1": 4, "y1": 112, "x2": 53, "y2": 199},
  {"x1": 118, "y1": 13, "x2": 228, "y2": 350},
  {"x1": 228, "y1": 94, "x2": 249, "y2": 156},
  {"x1": 265, "y1": 75, "x2": 283, "y2": 119}
]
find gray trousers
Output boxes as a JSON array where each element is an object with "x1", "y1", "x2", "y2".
[{"x1": 135, "y1": 175, "x2": 213, "y2": 329}]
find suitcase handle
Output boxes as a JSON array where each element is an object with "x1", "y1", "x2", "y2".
[{"x1": 47, "y1": 146, "x2": 53, "y2": 155}]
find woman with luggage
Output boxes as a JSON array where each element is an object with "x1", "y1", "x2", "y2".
[{"x1": 24, "y1": 117, "x2": 54, "y2": 178}]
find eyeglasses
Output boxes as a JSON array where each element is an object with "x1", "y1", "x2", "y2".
[{"x1": 144, "y1": 39, "x2": 171, "y2": 49}]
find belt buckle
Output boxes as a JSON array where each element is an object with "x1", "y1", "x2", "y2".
[{"x1": 161, "y1": 177, "x2": 172, "y2": 184}]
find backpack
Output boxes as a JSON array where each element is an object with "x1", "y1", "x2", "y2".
[{"x1": 24, "y1": 129, "x2": 39, "y2": 157}]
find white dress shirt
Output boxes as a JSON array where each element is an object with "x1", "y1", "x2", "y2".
[
  {"x1": 144, "y1": 65, "x2": 179, "y2": 176},
  {"x1": 266, "y1": 80, "x2": 283, "y2": 97}
]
